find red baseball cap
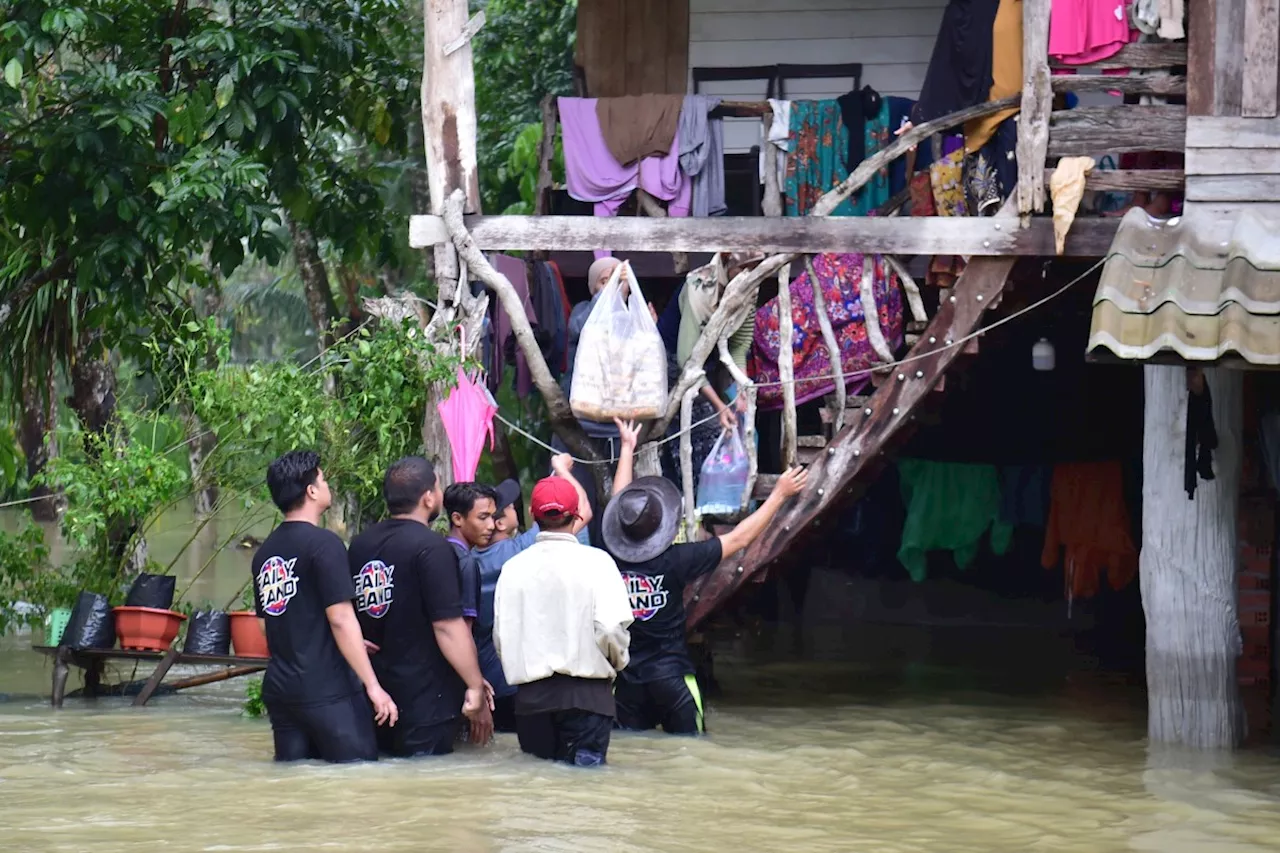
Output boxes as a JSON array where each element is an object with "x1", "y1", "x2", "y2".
[{"x1": 530, "y1": 476, "x2": 579, "y2": 521}]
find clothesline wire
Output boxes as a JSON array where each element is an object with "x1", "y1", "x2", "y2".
[{"x1": 496, "y1": 257, "x2": 1107, "y2": 466}]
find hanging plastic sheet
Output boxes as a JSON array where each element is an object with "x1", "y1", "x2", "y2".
[{"x1": 438, "y1": 330, "x2": 497, "y2": 484}]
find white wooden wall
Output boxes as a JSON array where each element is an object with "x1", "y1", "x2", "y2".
[{"x1": 688, "y1": 0, "x2": 948, "y2": 152}]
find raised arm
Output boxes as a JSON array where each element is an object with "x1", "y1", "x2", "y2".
[
  {"x1": 550, "y1": 453, "x2": 593, "y2": 535},
  {"x1": 715, "y1": 466, "x2": 808, "y2": 558},
  {"x1": 610, "y1": 418, "x2": 641, "y2": 495}
]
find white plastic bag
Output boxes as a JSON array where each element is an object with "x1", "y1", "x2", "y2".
[
  {"x1": 696, "y1": 427, "x2": 750, "y2": 517},
  {"x1": 570, "y1": 261, "x2": 668, "y2": 421}
]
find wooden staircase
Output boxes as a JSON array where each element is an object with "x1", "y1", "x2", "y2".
[{"x1": 685, "y1": 254, "x2": 1017, "y2": 629}]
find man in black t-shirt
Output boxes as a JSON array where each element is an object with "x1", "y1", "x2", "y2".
[
  {"x1": 250, "y1": 450, "x2": 398, "y2": 763},
  {"x1": 350, "y1": 457, "x2": 494, "y2": 757},
  {"x1": 603, "y1": 450, "x2": 808, "y2": 735}
]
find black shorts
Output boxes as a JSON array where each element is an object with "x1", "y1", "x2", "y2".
[
  {"x1": 378, "y1": 716, "x2": 459, "y2": 758},
  {"x1": 493, "y1": 694, "x2": 518, "y2": 733},
  {"x1": 267, "y1": 692, "x2": 378, "y2": 763},
  {"x1": 515, "y1": 709, "x2": 613, "y2": 766},
  {"x1": 614, "y1": 674, "x2": 705, "y2": 734}
]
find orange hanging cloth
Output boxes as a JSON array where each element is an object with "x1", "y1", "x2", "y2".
[{"x1": 1040, "y1": 461, "x2": 1139, "y2": 606}]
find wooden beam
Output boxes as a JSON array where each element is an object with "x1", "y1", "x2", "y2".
[
  {"x1": 1050, "y1": 74, "x2": 1187, "y2": 97},
  {"x1": 685, "y1": 252, "x2": 1019, "y2": 629},
  {"x1": 1216, "y1": 0, "x2": 1247, "y2": 115},
  {"x1": 443, "y1": 10, "x2": 486, "y2": 56},
  {"x1": 1186, "y1": 174, "x2": 1280, "y2": 201},
  {"x1": 776, "y1": 265, "x2": 797, "y2": 468},
  {"x1": 1243, "y1": 0, "x2": 1279, "y2": 117},
  {"x1": 1185, "y1": 148, "x2": 1280, "y2": 175},
  {"x1": 1049, "y1": 41, "x2": 1187, "y2": 71},
  {"x1": 410, "y1": 213, "x2": 1120, "y2": 257},
  {"x1": 1044, "y1": 168, "x2": 1187, "y2": 190},
  {"x1": 1187, "y1": 0, "x2": 1217, "y2": 116},
  {"x1": 1019, "y1": 0, "x2": 1053, "y2": 220},
  {"x1": 1186, "y1": 115, "x2": 1280, "y2": 147},
  {"x1": 1047, "y1": 106, "x2": 1187, "y2": 157}
]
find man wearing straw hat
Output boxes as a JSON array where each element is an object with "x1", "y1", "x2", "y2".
[{"x1": 602, "y1": 460, "x2": 808, "y2": 734}]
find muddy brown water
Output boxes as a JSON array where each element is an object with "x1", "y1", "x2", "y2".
[{"x1": 2, "y1": 505, "x2": 1279, "y2": 852}]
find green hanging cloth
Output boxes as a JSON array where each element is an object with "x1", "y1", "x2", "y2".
[{"x1": 896, "y1": 459, "x2": 1013, "y2": 582}]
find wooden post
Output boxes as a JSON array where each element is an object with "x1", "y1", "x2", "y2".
[
  {"x1": 719, "y1": 337, "x2": 758, "y2": 507},
  {"x1": 636, "y1": 189, "x2": 690, "y2": 273},
  {"x1": 804, "y1": 255, "x2": 846, "y2": 434},
  {"x1": 885, "y1": 255, "x2": 928, "y2": 325},
  {"x1": 133, "y1": 647, "x2": 181, "y2": 706},
  {"x1": 533, "y1": 95, "x2": 557, "y2": 218},
  {"x1": 680, "y1": 383, "x2": 700, "y2": 531},
  {"x1": 1017, "y1": 0, "x2": 1052, "y2": 222},
  {"x1": 776, "y1": 264, "x2": 797, "y2": 468},
  {"x1": 857, "y1": 255, "x2": 893, "y2": 363},
  {"x1": 51, "y1": 645, "x2": 71, "y2": 708},
  {"x1": 1141, "y1": 365, "x2": 1245, "y2": 749}
]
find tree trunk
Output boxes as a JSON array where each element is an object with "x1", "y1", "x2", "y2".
[
  {"x1": 1141, "y1": 364, "x2": 1244, "y2": 749},
  {"x1": 183, "y1": 407, "x2": 219, "y2": 520},
  {"x1": 287, "y1": 218, "x2": 340, "y2": 350},
  {"x1": 19, "y1": 359, "x2": 62, "y2": 521},
  {"x1": 69, "y1": 342, "x2": 147, "y2": 576}
]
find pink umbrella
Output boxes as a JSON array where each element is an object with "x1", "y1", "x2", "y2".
[{"x1": 438, "y1": 364, "x2": 497, "y2": 484}]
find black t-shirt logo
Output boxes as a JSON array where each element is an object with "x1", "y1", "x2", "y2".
[
  {"x1": 621, "y1": 572, "x2": 667, "y2": 621},
  {"x1": 258, "y1": 556, "x2": 300, "y2": 616},
  {"x1": 354, "y1": 560, "x2": 395, "y2": 619}
]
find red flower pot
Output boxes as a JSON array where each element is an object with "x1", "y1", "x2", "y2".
[
  {"x1": 229, "y1": 611, "x2": 269, "y2": 658},
  {"x1": 112, "y1": 606, "x2": 187, "y2": 652}
]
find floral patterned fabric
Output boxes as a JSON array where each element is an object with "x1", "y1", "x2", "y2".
[
  {"x1": 748, "y1": 253, "x2": 904, "y2": 411},
  {"x1": 784, "y1": 100, "x2": 891, "y2": 217}
]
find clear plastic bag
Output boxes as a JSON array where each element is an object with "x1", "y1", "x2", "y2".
[
  {"x1": 696, "y1": 427, "x2": 750, "y2": 517},
  {"x1": 570, "y1": 261, "x2": 668, "y2": 422}
]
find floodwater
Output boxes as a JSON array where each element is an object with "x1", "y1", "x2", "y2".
[{"x1": 3, "y1": 506, "x2": 1280, "y2": 853}]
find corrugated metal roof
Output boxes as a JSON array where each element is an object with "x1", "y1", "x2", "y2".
[{"x1": 1087, "y1": 207, "x2": 1280, "y2": 365}]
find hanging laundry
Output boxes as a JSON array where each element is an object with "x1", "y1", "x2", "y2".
[
  {"x1": 896, "y1": 459, "x2": 1013, "y2": 582},
  {"x1": 786, "y1": 100, "x2": 858, "y2": 216},
  {"x1": 1185, "y1": 367, "x2": 1218, "y2": 499},
  {"x1": 759, "y1": 98, "x2": 792, "y2": 188},
  {"x1": 1049, "y1": 0, "x2": 1137, "y2": 65},
  {"x1": 837, "y1": 86, "x2": 882, "y2": 176},
  {"x1": 596, "y1": 94, "x2": 684, "y2": 166},
  {"x1": 886, "y1": 97, "x2": 931, "y2": 196},
  {"x1": 999, "y1": 464, "x2": 1052, "y2": 528},
  {"x1": 678, "y1": 95, "x2": 727, "y2": 218},
  {"x1": 748, "y1": 253, "x2": 904, "y2": 410},
  {"x1": 913, "y1": 0, "x2": 1003, "y2": 124},
  {"x1": 559, "y1": 97, "x2": 690, "y2": 259},
  {"x1": 925, "y1": 137, "x2": 969, "y2": 287},
  {"x1": 1134, "y1": 0, "x2": 1185, "y2": 39},
  {"x1": 490, "y1": 254, "x2": 539, "y2": 397},
  {"x1": 965, "y1": 0, "x2": 1023, "y2": 154},
  {"x1": 438, "y1": 366, "x2": 497, "y2": 484},
  {"x1": 531, "y1": 261, "x2": 567, "y2": 379},
  {"x1": 1040, "y1": 460, "x2": 1139, "y2": 601},
  {"x1": 967, "y1": 115, "x2": 1018, "y2": 215},
  {"x1": 677, "y1": 254, "x2": 752, "y2": 375}
]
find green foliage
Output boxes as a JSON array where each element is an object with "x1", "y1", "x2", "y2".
[
  {"x1": 0, "y1": 423, "x2": 22, "y2": 498},
  {"x1": 0, "y1": 520, "x2": 73, "y2": 634},
  {"x1": 243, "y1": 676, "x2": 265, "y2": 717},
  {"x1": 501, "y1": 121, "x2": 566, "y2": 215},
  {"x1": 473, "y1": 0, "x2": 577, "y2": 213},
  {"x1": 42, "y1": 427, "x2": 189, "y2": 591}
]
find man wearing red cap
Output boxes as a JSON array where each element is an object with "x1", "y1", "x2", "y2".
[{"x1": 492, "y1": 475, "x2": 633, "y2": 766}]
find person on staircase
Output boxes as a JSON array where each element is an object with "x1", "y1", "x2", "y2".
[{"x1": 602, "y1": 446, "x2": 809, "y2": 734}]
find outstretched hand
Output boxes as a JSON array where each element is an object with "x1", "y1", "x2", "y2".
[
  {"x1": 613, "y1": 417, "x2": 641, "y2": 448},
  {"x1": 774, "y1": 465, "x2": 809, "y2": 499}
]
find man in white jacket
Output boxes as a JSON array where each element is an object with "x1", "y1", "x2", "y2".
[{"x1": 494, "y1": 475, "x2": 633, "y2": 766}]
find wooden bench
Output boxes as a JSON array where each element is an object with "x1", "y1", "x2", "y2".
[{"x1": 33, "y1": 645, "x2": 268, "y2": 708}]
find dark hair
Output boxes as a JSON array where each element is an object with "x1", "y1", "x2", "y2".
[
  {"x1": 266, "y1": 450, "x2": 322, "y2": 513},
  {"x1": 383, "y1": 457, "x2": 438, "y2": 515},
  {"x1": 444, "y1": 481, "x2": 498, "y2": 523}
]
